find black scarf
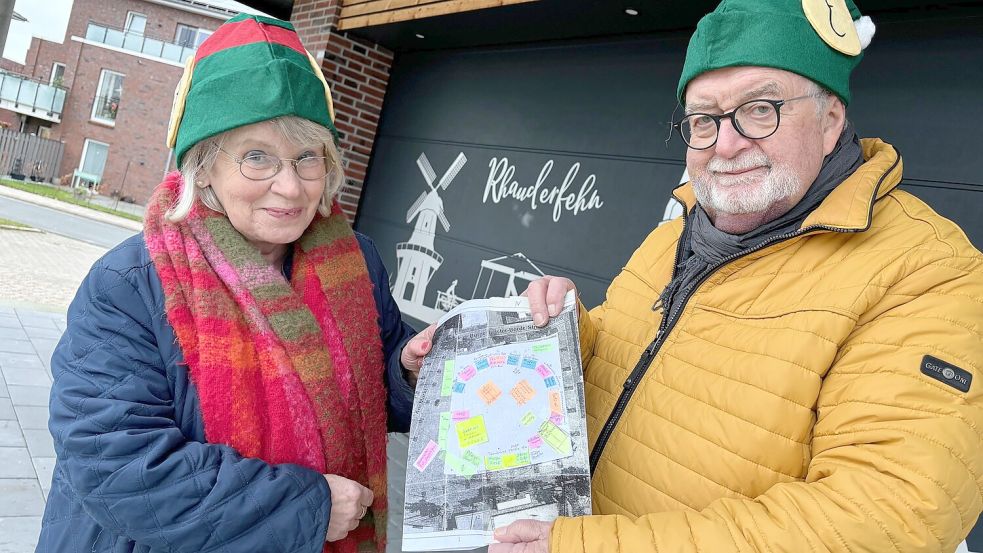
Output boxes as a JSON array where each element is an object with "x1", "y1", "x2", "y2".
[{"x1": 657, "y1": 121, "x2": 864, "y2": 317}]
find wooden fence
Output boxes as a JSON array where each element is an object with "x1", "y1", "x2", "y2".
[{"x1": 0, "y1": 128, "x2": 64, "y2": 183}]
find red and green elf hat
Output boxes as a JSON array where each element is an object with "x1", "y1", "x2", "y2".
[{"x1": 166, "y1": 14, "x2": 339, "y2": 167}]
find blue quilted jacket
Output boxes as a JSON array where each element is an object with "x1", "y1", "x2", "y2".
[{"x1": 36, "y1": 232, "x2": 416, "y2": 553}]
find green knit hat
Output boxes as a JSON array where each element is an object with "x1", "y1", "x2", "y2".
[
  {"x1": 166, "y1": 14, "x2": 339, "y2": 167},
  {"x1": 677, "y1": 0, "x2": 875, "y2": 106}
]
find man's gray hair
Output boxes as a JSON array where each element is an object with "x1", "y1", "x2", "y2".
[{"x1": 167, "y1": 116, "x2": 345, "y2": 222}]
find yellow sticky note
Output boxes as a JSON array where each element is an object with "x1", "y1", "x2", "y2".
[
  {"x1": 456, "y1": 416, "x2": 489, "y2": 448},
  {"x1": 539, "y1": 420, "x2": 572, "y2": 455},
  {"x1": 502, "y1": 453, "x2": 518, "y2": 468}
]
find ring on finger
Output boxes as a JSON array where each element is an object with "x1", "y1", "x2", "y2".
[{"x1": 359, "y1": 505, "x2": 368, "y2": 518}]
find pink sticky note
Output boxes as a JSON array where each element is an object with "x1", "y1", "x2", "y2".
[
  {"x1": 414, "y1": 440, "x2": 440, "y2": 472},
  {"x1": 549, "y1": 412, "x2": 564, "y2": 425},
  {"x1": 451, "y1": 410, "x2": 470, "y2": 421},
  {"x1": 458, "y1": 365, "x2": 477, "y2": 381},
  {"x1": 489, "y1": 355, "x2": 507, "y2": 367},
  {"x1": 528, "y1": 435, "x2": 543, "y2": 449},
  {"x1": 536, "y1": 364, "x2": 553, "y2": 378}
]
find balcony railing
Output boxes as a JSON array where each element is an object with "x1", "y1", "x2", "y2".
[
  {"x1": 92, "y1": 94, "x2": 119, "y2": 123},
  {"x1": 85, "y1": 22, "x2": 196, "y2": 64},
  {"x1": 0, "y1": 72, "x2": 67, "y2": 123}
]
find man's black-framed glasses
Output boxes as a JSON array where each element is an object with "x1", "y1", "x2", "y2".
[
  {"x1": 671, "y1": 95, "x2": 814, "y2": 150},
  {"x1": 216, "y1": 145, "x2": 333, "y2": 181}
]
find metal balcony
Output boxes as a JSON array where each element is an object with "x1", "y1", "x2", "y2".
[
  {"x1": 0, "y1": 72, "x2": 67, "y2": 124},
  {"x1": 84, "y1": 23, "x2": 197, "y2": 64}
]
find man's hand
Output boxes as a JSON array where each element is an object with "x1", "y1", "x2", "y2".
[
  {"x1": 489, "y1": 520, "x2": 552, "y2": 553},
  {"x1": 323, "y1": 474, "x2": 373, "y2": 542},
  {"x1": 522, "y1": 276, "x2": 577, "y2": 327},
  {"x1": 400, "y1": 323, "x2": 436, "y2": 384}
]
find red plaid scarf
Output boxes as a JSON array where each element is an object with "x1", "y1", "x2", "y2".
[{"x1": 145, "y1": 172, "x2": 387, "y2": 552}]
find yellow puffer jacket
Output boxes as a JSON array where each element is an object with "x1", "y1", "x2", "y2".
[{"x1": 553, "y1": 139, "x2": 983, "y2": 552}]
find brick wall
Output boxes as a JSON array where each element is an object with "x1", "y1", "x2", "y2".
[{"x1": 292, "y1": 0, "x2": 393, "y2": 221}]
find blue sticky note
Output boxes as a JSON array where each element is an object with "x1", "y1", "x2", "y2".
[
  {"x1": 453, "y1": 382, "x2": 466, "y2": 393},
  {"x1": 544, "y1": 376, "x2": 557, "y2": 388}
]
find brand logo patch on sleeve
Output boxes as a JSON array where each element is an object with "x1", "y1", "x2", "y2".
[{"x1": 921, "y1": 355, "x2": 972, "y2": 392}]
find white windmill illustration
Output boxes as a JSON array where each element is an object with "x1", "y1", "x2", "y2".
[{"x1": 392, "y1": 151, "x2": 467, "y2": 322}]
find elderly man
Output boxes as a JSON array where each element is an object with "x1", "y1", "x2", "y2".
[{"x1": 492, "y1": 0, "x2": 983, "y2": 551}]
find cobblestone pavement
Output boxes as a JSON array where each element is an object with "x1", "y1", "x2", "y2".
[{"x1": 0, "y1": 228, "x2": 107, "y2": 312}]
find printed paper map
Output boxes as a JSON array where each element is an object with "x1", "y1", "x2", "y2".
[{"x1": 402, "y1": 292, "x2": 591, "y2": 552}]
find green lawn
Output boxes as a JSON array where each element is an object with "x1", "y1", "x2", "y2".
[
  {"x1": 0, "y1": 179, "x2": 143, "y2": 222},
  {"x1": 0, "y1": 217, "x2": 30, "y2": 228}
]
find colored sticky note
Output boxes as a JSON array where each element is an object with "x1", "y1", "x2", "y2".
[
  {"x1": 516, "y1": 449, "x2": 532, "y2": 465},
  {"x1": 452, "y1": 409, "x2": 470, "y2": 421},
  {"x1": 521, "y1": 357, "x2": 537, "y2": 369},
  {"x1": 510, "y1": 379, "x2": 537, "y2": 406},
  {"x1": 414, "y1": 440, "x2": 440, "y2": 472},
  {"x1": 533, "y1": 343, "x2": 554, "y2": 353},
  {"x1": 476, "y1": 357, "x2": 490, "y2": 370},
  {"x1": 445, "y1": 453, "x2": 475, "y2": 476},
  {"x1": 544, "y1": 376, "x2": 558, "y2": 388},
  {"x1": 520, "y1": 411, "x2": 536, "y2": 426},
  {"x1": 528, "y1": 434, "x2": 543, "y2": 449},
  {"x1": 441, "y1": 360, "x2": 455, "y2": 396},
  {"x1": 489, "y1": 354, "x2": 507, "y2": 367},
  {"x1": 502, "y1": 453, "x2": 518, "y2": 468},
  {"x1": 456, "y1": 416, "x2": 489, "y2": 448},
  {"x1": 438, "y1": 412, "x2": 451, "y2": 447},
  {"x1": 536, "y1": 364, "x2": 553, "y2": 378},
  {"x1": 484, "y1": 454, "x2": 504, "y2": 471},
  {"x1": 550, "y1": 412, "x2": 564, "y2": 425},
  {"x1": 478, "y1": 381, "x2": 502, "y2": 405},
  {"x1": 539, "y1": 420, "x2": 572, "y2": 455},
  {"x1": 458, "y1": 365, "x2": 478, "y2": 381},
  {"x1": 463, "y1": 450, "x2": 482, "y2": 466},
  {"x1": 506, "y1": 353, "x2": 520, "y2": 366},
  {"x1": 453, "y1": 382, "x2": 466, "y2": 393},
  {"x1": 549, "y1": 391, "x2": 563, "y2": 414}
]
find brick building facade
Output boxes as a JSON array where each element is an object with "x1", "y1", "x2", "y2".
[{"x1": 1, "y1": 0, "x2": 258, "y2": 204}]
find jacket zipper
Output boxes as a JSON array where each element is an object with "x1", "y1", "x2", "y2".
[{"x1": 588, "y1": 222, "x2": 855, "y2": 474}]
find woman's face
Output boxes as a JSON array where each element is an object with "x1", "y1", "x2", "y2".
[{"x1": 204, "y1": 121, "x2": 326, "y2": 257}]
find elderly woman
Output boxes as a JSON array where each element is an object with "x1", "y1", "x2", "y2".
[{"x1": 36, "y1": 14, "x2": 433, "y2": 553}]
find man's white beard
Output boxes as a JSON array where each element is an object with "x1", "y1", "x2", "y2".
[{"x1": 691, "y1": 151, "x2": 802, "y2": 215}]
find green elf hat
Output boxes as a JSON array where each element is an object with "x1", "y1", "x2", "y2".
[
  {"x1": 677, "y1": 0, "x2": 876, "y2": 106},
  {"x1": 166, "y1": 14, "x2": 339, "y2": 167}
]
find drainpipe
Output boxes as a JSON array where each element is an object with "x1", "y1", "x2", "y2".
[{"x1": 0, "y1": 0, "x2": 15, "y2": 55}]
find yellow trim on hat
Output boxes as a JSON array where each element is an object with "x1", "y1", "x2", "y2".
[
  {"x1": 306, "y1": 50, "x2": 336, "y2": 124},
  {"x1": 166, "y1": 55, "x2": 197, "y2": 149},
  {"x1": 802, "y1": 0, "x2": 861, "y2": 56}
]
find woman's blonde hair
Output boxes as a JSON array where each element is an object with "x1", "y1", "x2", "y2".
[{"x1": 167, "y1": 116, "x2": 345, "y2": 222}]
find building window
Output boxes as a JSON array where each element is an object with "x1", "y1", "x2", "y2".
[
  {"x1": 91, "y1": 69, "x2": 123, "y2": 125},
  {"x1": 49, "y1": 63, "x2": 65, "y2": 87},
  {"x1": 125, "y1": 12, "x2": 147, "y2": 35},
  {"x1": 175, "y1": 24, "x2": 211, "y2": 48},
  {"x1": 78, "y1": 139, "x2": 109, "y2": 186}
]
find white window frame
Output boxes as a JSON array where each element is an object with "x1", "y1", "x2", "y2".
[
  {"x1": 175, "y1": 24, "x2": 212, "y2": 48},
  {"x1": 125, "y1": 11, "x2": 147, "y2": 35},
  {"x1": 79, "y1": 138, "x2": 110, "y2": 181},
  {"x1": 90, "y1": 69, "x2": 125, "y2": 125},
  {"x1": 49, "y1": 62, "x2": 66, "y2": 86}
]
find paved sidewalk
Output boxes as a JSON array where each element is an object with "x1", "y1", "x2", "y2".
[{"x1": 0, "y1": 306, "x2": 63, "y2": 553}]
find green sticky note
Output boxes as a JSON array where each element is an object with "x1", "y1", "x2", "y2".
[
  {"x1": 441, "y1": 360, "x2": 455, "y2": 396},
  {"x1": 520, "y1": 411, "x2": 536, "y2": 426},
  {"x1": 516, "y1": 449, "x2": 531, "y2": 466},
  {"x1": 484, "y1": 454, "x2": 503, "y2": 471},
  {"x1": 539, "y1": 420, "x2": 572, "y2": 455},
  {"x1": 456, "y1": 416, "x2": 489, "y2": 448},
  {"x1": 463, "y1": 449, "x2": 482, "y2": 466},
  {"x1": 445, "y1": 453, "x2": 475, "y2": 476},
  {"x1": 438, "y1": 412, "x2": 451, "y2": 447},
  {"x1": 532, "y1": 343, "x2": 554, "y2": 353}
]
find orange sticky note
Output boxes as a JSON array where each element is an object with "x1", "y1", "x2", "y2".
[
  {"x1": 510, "y1": 379, "x2": 537, "y2": 406},
  {"x1": 478, "y1": 381, "x2": 502, "y2": 405},
  {"x1": 549, "y1": 391, "x2": 563, "y2": 414}
]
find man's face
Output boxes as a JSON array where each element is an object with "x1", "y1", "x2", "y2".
[{"x1": 684, "y1": 67, "x2": 841, "y2": 233}]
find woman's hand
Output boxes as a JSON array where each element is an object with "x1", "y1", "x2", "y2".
[
  {"x1": 400, "y1": 323, "x2": 436, "y2": 385},
  {"x1": 323, "y1": 474, "x2": 374, "y2": 542},
  {"x1": 521, "y1": 276, "x2": 577, "y2": 326}
]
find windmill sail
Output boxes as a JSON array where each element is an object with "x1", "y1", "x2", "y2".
[
  {"x1": 437, "y1": 210, "x2": 450, "y2": 232},
  {"x1": 406, "y1": 191, "x2": 428, "y2": 223},
  {"x1": 417, "y1": 153, "x2": 436, "y2": 186},
  {"x1": 436, "y1": 153, "x2": 467, "y2": 190}
]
